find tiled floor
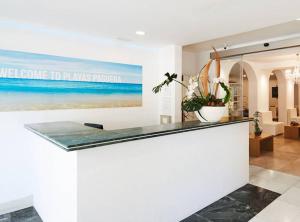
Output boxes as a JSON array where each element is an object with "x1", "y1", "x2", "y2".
[
  {"x1": 0, "y1": 207, "x2": 41, "y2": 222},
  {"x1": 182, "y1": 166, "x2": 300, "y2": 222},
  {"x1": 249, "y1": 166, "x2": 300, "y2": 222},
  {"x1": 249, "y1": 165, "x2": 300, "y2": 194},
  {"x1": 250, "y1": 135, "x2": 300, "y2": 176},
  {"x1": 2, "y1": 166, "x2": 300, "y2": 222},
  {"x1": 181, "y1": 184, "x2": 280, "y2": 222}
]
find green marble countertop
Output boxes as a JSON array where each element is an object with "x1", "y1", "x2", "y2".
[{"x1": 25, "y1": 118, "x2": 251, "y2": 151}]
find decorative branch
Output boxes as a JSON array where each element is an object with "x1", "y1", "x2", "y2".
[
  {"x1": 213, "y1": 47, "x2": 221, "y2": 97},
  {"x1": 199, "y1": 60, "x2": 212, "y2": 96}
]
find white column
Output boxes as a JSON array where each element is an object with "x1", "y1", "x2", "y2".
[
  {"x1": 297, "y1": 83, "x2": 300, "y2": 115},
  {"x1": 256, "y1": 70, "x2": 271, "y2": 112},
  {"x1": 276, "y1": 71, "x2": 295, "y2": 123},
  {"x1": 243, "y1": 62, "x2": 271, "y2": 116},
  {"x1": 158, "y1": 45, "x2": 182, "y2": 123},
  {"x1": 287, "y1": 79, "x2": 295, "y2": 110}
]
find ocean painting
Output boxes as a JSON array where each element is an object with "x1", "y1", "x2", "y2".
[{"x1": 0, "y1": 49, "x2": 142, "y2": 111}]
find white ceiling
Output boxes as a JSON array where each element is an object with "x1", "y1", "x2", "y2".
[
  {"x1": 244, "y1": 47, "x2": 300, "y2": 63},
  {"x1": 1, "y1": 0, "x2": 300, "y2": 47},
  {"x1": 184, "y1": 21, "x2": 300, "y2": 51},
  {"x1": 243, "y1": 47, "x2": 300, "y2": 71}
]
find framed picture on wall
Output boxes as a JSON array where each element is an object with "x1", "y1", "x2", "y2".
[{"x1": 0, "y1": 49, "x2": 143, "y2": 111}]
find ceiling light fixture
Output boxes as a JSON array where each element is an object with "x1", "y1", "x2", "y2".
[
  {"x1": 296, "y1": 18, "x2": 300, "y2": 21},
  {"x1": 286, "y1": 54, "x2": 300, "y2": 83},
  {"x1": 135, "y1": 31, "x2": 145, "y2": 36}
]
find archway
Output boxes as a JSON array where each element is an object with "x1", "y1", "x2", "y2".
[
  {"x1": 295, "y1": 83, "x2": 299, "y2": 114},
  {"x1": 227, "y1": 61, "x2": 257, "y2": 117},
  {"x1": 269, "y1": 73, "x2": 279, "y2": 121},
  {"x1": 274, "y1": 70, "x2": 295, "y2": 123}
]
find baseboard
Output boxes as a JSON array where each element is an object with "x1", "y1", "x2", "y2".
[{"x1": 0, "y1": 195, "x2": 33, "y2": 215}]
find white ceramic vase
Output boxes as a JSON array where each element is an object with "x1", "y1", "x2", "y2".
[{"x1": 195, "y1": 106, "x2": 227, "y2": 122}]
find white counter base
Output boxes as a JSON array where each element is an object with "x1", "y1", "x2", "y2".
[{"x1": 30, "y1": 122, "x2": 249, "y2": 222}]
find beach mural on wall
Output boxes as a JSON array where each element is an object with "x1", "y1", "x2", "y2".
[{"x1": 0, "y1": 49, "x2": 142, "y2": 111}]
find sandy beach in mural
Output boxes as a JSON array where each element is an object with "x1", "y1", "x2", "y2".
[{"x1": 0, "y1": 93, "x2": 142, "y2": 111}]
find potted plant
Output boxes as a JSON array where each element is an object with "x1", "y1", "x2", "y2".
[
  {"x1": 153, "y1": 48, "x2": 230, "y2": 122},
  {"x1": 253, "y1": 111, "x2": 263, "y2": 136}
]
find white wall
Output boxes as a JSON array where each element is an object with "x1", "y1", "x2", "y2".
[
  {"x1": 296, "y1": 84, "x2": 300, "y2": 113},
  {"x1": 0, "y1": 25, "x2": 161, "y2": 212},
  {"x1": 287, "y1": 79, "x2": 295, "y2": 110},
  {"x1": 243, "y1": 79, "x2": 248, "y2": 110},
  {"x1": 275, "y1": 70, "x2": 295, "y2": 123},
  {"x1": 181, "y1": 51, "x2": 198, "y2": 121},
  {"x1": 158, "y1": 45, "x2": 182, "y2": 123},
  {"x1": 195, "y1": 50, "x2": 211, "y2": 71},
  {"x1": 182, "y1": 49, "x2": 211, "y2": 77},
  {"x1": 182, "y1": 51, "x2": 197, "y2": 75},
  {"x1": 257, "y1": 71, "x2": 270, "y2": 112},
  {"x1": 294, "y1": 84, "x2": 299, "y2": 111}
]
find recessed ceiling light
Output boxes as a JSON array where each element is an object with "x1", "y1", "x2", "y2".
[
  {"x1": 116, "y1": 37, "x2": 132, "y2": 42},
  {"x1": 135, "y1": 31, "x2": 145, "y2": 36},
  {"x1": 296, "y1": 18, "x2": 300, "y2": 21}
]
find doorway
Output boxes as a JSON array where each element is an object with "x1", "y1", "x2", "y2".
[
  {"x1": 227, "y1": 59, "x2": 256, "y2": 118},
  {"x1": 269, "y1": 73, "x2": 279, "y2": 121},
  {"x1": 295, "y1": 83, "x2": 299, "y2": 114},
  {"x1": 228, "y1": 62, "x2": 243, "y2": 117},
  {"x1": 241, "y1": 47, "x2": 300, "y2": 176}
]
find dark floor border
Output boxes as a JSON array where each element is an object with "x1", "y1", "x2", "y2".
[{"x1": 181, "y1": 184, "x2": 280, "y2": 222}]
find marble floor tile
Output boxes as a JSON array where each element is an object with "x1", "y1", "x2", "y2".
[
  {"x1": 0, "y1": 207, "x2": 42, "y2": 222},
  {"x1": 180, "y1": 214, "x2": 212, "y2": 222},
  {"x1": 278, "y1": 187, "x2": 300, "y2": 207},
  {"x1": 181, "y1": 184, "x2": 280, "y2": 222},
  {"x1": 190, "y1": 196, "x2": 257, "y2": 222},
  {"x1": 249, "y1": 165, "x2": 264, "y2": 177},
  {"x1": 254, "y1": 168, "x2": 300, "y2": 181},
  {"x1": 294, "y1": 181, "x2": 300, "y2": 189},
  {"x1": 248, "y1": 217, "x2": 266, "y2": 222},
  {"x1": 253, "y1": 200, "x2": 300, "y2": 222},
  {"x1": 249, "y1": 168, "x2": 300, "y2": 194},
  {"x1": 291, "y1": 212, "x2": 300, "y2": 222},
  {"x1": 228, "y1": 184, "x2": 280, "y2": 212}
]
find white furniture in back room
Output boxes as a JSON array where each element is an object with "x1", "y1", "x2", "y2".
[
  {"x1": 287, "y1": 108, "x2": 300, "y2": 124},
  {"x1": 260, "y1": 111, "x2": 284, "y2": 136},
  {"x1": 269, "y1": 106, "x2": 278, "y2": 121}
]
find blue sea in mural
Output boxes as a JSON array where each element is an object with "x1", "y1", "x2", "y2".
[
  {"x1": 0, "y1": 78, "x2": 142, "y2": 111},
  {"x1": 0, "y1": 78, "x2": 142, "y2": 95}
]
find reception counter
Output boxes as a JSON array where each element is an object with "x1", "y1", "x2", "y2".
[{"x1": 25, "y1": 118, "x2": 250, "y2": 222}]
